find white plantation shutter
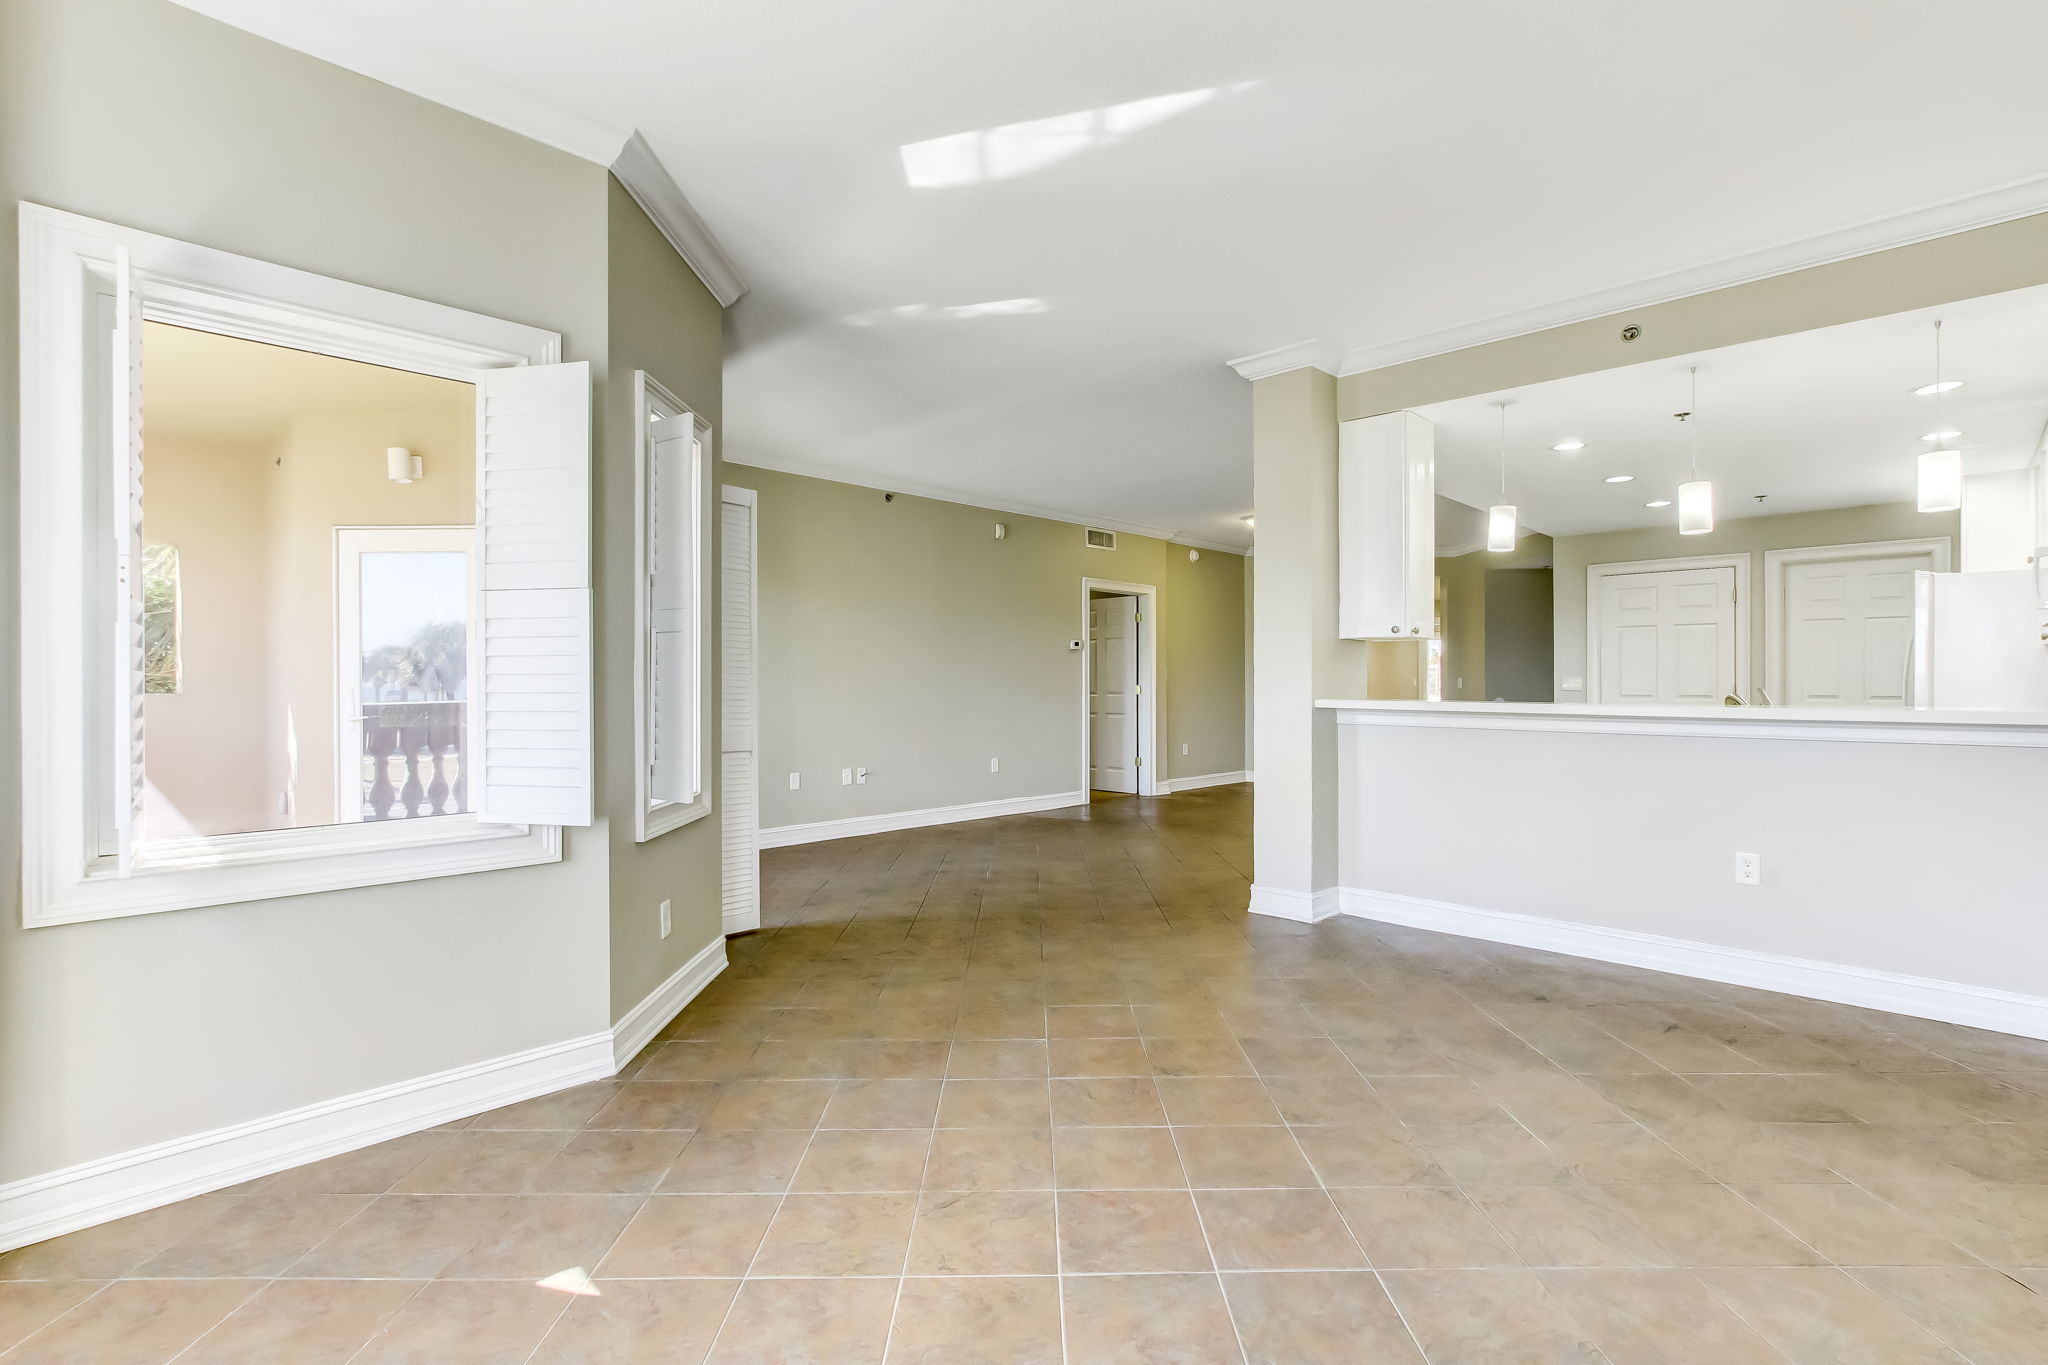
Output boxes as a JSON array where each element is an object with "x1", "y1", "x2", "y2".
[
  {"x1": 110, "y1": 249, "x2": 146, "y2": 872},
  {"x1": 474, "y1": 362, "x2": 594, "y2": 826},
  {"x1": 646, "y1": 417, "x2": 699, "y2": 804},
  {"x1": 720, "y1": 489, "x2": 761, "y2": 932}
]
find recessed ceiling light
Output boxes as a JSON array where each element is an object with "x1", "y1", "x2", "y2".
[
  {"x1": 1644, "y1": 499, "x2": 1672, "y2": 508},
  {"x1": 1913, "y1": 380, "x2": 1963, "y2": 396},
  {"x1": 1921, "y1": 429, "x2": 1961, "y2": 442},
  {"x1": 1603, "y1": 474, "x2": 1634, "y2": 483},
  {"x1": 1551, "y1": 439, "x2": 1586, "y2": 452}
]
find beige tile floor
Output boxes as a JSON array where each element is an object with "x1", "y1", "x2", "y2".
[{"x1": 7, "y1": 785, "x2": 2048, "y2": 1361}]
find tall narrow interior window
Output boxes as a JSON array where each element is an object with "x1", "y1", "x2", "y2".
[
  {"x1": 634, "y1": 371, "x2": 712, "y2": 840},
  {"x1": 18, "y1": 205, "x2": 591, "y2": 925}
]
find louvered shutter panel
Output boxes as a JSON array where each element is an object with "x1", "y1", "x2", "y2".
[
  {"x1": 110, "y1": 249, "x2": 146, "y2": 872},
  {"x1": 474, "y1": 362, "x2": 593, "y2": 827},
  {"x1": 646, "y1": 421, "x2": 697, "y2": 803},
  {"x1": 720, "y1": 492, "x2": 761, "y2": 932}
]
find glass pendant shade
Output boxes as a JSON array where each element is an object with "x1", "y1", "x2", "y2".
[
  {"x1": 1917, "y1": 448, "x2": 1963, "y2": 513},
  {"x1": 1677, "y1": 479, "x2": 1714, "y2": 535},
  {"x1": 1486, "y1": 504, "x2": 1517, "y2": 552}
]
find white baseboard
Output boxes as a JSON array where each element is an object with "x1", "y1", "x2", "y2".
[
  {"x1": 0, "y1": 1030, "x2": 615, "y2": 1254},
  {"x1": 758, "y1": 790, "x2": 1087, "y2": 848},
  {"x1": 1247, "y1": 884, "x2": 1342, "y2": 923},
  {"x1": 611, "y1": 936, "x2": 728, "y2": 1070},
  {"x1": 1341, "y1": 888, "x2": 2048, "y2": 1042},
  {"x1": 1158, "y1": 770, "x2": 1251, "y2": 794}
]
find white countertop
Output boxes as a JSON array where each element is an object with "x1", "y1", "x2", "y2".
[{"x1": 1314, "y1": 698, "x2": 2048, "y2": 746}]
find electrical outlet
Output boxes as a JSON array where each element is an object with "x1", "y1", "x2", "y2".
[
  {"x1": 788, "y1": 772, "x2": 801, "y2": 790},
  {"x1": 855, "y1": 766, "x2": 869, "y2": 785},
  {"x1": 1734, "y1": 852, "x2": 1761, "y2": 885},
  {"x1": 658, "y1": 899, "x2": 672, "y2": 939},
  {"x1": 841, "y1": 768, "x2": 853, "y2": 786},
  {"x1": 1181, "y1": 743, "x2": 1190, "y2": 756},
  {"x1": 989, "y1": 757, "x2": 999, "y2": 773}
]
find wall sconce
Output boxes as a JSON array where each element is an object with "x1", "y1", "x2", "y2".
[{"x1": 386, "y1": 447, "x2": 422, "y2": 484}]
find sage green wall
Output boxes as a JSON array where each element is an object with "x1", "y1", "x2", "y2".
[
  {"x1": 1551, "y1": 500, "x2": 1960, "y2": 701},
  {"x1": 0, "y1": 0, "x2": 618, "y2": 1183},
  {"x1": 602, "y1": 178, "x2": 726, "y2": 1019},
  {"x1": 1483, "y1": 567, "x2": 1554, "y2": 703},
  {"x1": 718, "y1": 465, "x2": 1247, "y2": 830}
]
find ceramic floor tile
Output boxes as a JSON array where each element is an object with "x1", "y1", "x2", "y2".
[
  {"x1": 1050, "y1": 1077, "x2": 1167, "y2": 1126},
  {"x1": 885, "y1": 1275, "x2": 1062, "y2": 1365},
  {"x1": 1700, "y1": 1266, "x2": 1964, "y2": 1363},
  {"x1": 707, "y1": 1277, "x2": 898, "y2": 1365},
  {"x1": 1538, "y1": 1268, "x2": 1789, "y2": 1364},
  {"x1": 1464, "y1": 1184, "x2": 1676, "y2": 1268},
  {"x1": 0, "y1": 1281, "x2": 106, "y2": 1355},
  {"x1": 1221, "y1": 1270, "x2": 1426, "y2": 1365},
  {"x1": 130, "y1": 1194, "x2": 367, "y2": 1278},
  {"x1": 1057, "y1": 1190, "x2": 1213, "y2": 1273},
  {"x1": 821, "y1": 1079, "x2": 944, "y2": 1129},
  {"x1": 1194, "y1": 1187, "x2": 1365, "y2": 1269},
  {"x1": 1329, "y1": 1185, "x2": 1522, "y2": 1268},
  {"x1": 1053, "y1": 1127, "x2": 1188, "y2": 1189},
  {"x1": 174, "y1": 1279, "x2": 423, "y2": 1365},
  {"x1": 1598, "y1": 1183, "x2": 1823, "y2": 1267},
  {"x1": 1846, "y1": 1265, "x2": 2048, "y2": 1365},
  {"x1": 906, "y1": 1191, "x2": 1057, "y2": 1274},
  {"x1": 657, "y1": 1129, "x2": 811, "y2": 1194},
  {"x1": 283, "y1": 1195, "x2": 514, "y2": 1279},
  {"x1": 1380, "y1": 1269, "x2": 1607, "y2": 1365},
  {"x1": 1733, "y1": 1183, "x2": 1974, "y2": 1265},
  {"x1": 349, "y1": 1280, "x2": 570, "y2": 1364},
  {"x1": 1155, "y1": 1077, "x2": 1282, "y2": 1126},
  {"x1": 1059, "y1": 1273, "x2": 1244, "y2": 1365},
  {"x1": 923, "y1": 1127, "x2": 1056, "y2": 1190},
  {"x1": 1172, "y1": 1126, "x2": 1316, "y2": 1188},
  {"x1": 936, "y1": 1079, "x2": 1052, "y2": 1127},
  {"x1": 749, "y1": 1192, "x2": 918, "y2": 1276},
  {"x1": 527, "y1": 1130, "x2": 691, "y2": 1195},
  {"x1": 596, "y1": 1194, "x2": 779, "y2": 1278},
  {"x1": 530, "y1": 1279, "x2": 738, "y2": 1364},
  {"x1": 791, "y1": 1128, "x2": 933, "y2": 1192},
  {"x1": 2, "y1": 1279, "x2": 257, "y2": 1364}
]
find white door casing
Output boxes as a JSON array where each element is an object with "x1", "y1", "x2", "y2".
[
  {"x1": 720, "y1": 486, "x2": 761, "y2": 935},
  {"x1": 1586, "y1": 555, "x2": 1748, "y2": 705},
  {"x1": 1089, "y1": 594, "x2": 1139, "y2": 793},
  {"x1": 1764, "y1": 539, "x2": 1951, "y2": 708}
]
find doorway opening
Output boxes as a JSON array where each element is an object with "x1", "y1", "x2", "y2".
[{"x1": 1082, "y1": 578, "x2": 1158, "y2": 798}]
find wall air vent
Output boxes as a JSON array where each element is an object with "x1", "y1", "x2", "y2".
[{"x1": 1084, "y1": 527, "x2": 1117, "y2": 550}]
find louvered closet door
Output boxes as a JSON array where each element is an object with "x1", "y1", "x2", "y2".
[{"x1": 719, "y1": 487, "x2": 761, "y2": 934}]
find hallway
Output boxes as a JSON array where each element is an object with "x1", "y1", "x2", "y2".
[{"x1": 6, "y1": 785, "x2": 2048, "y2": 1361}]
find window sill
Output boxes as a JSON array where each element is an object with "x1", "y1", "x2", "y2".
[
  {"x1": 638, "y1": 795, "x2": 711, "y2": 843},
  {"x1": 26, "y1": 818, "x2": 561, "y2": 928}
]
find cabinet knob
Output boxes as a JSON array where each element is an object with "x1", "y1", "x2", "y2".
[
  {"x1": 1411, "y1": 626, "x2": 1420, "y2": 634},
  {"x1": 1390, "y1": 626, "x2": 1401, "y2": 635}
]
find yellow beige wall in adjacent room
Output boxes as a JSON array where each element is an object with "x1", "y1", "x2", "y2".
[
  {"x1": 718, "y1": 465, "x2": 1248, "y2": 832},
  {"x1": 1550, "y1": 500, "x2": 1960, "y2": 701}
]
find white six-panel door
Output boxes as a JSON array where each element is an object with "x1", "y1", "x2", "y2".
[
  {"x1": 1592, "y1": 564, "x2": 1740, "y2": 705},
  {"x1": 1775, "y1": 548, "x2": 1941, "y2": 707},
  {"x1": 719, "y1": 487, "x2": 760, "y2": 934},
  {"x1": 1088, "y1": 595, "x2": 1140, "y2": 792}
]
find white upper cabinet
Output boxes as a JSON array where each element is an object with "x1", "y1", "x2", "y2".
[{"x1": 1339, "y1": 410, "x2": 1437, "y2": 640}]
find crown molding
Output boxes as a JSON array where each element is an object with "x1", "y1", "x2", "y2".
[
  {"x1": 724, "y1": 450, "x2": 1250, "y2": 554},
  {"x1": 611, "y1": 132, "x2": 749, "y2": 307},
  {"x1": 1225, "y1": 339, "x2": 1340, "y2": 381},
  {"x1": 170, "y1": 1, "x2": 630, "y2": 164},
  {"x1": 1336, "y1": 171, "x2": 2048, "y2": 377}
]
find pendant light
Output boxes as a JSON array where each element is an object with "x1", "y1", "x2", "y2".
[
  {"x1": 1917, "y1": 320, "x2": 1963, "y2": 513},
  {"x1": 1677, "y1": 366, "x2": 1714, "y2": 535},
  {"x1": 1487, "y1": 400, "x2": 1517, "y2": 552}
]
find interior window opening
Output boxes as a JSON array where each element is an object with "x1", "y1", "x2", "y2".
[{"x1": 137, "y1": 322, "x2": 477, "y2": 842}]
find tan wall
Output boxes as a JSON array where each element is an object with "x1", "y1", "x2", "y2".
[
  {"x1": 1483, "y1": 567, "x2": 1553, "y2": 703},
  {"x1": 602, "y1": 176, "x2": 727, "y2": 1020},
  {"x1": 1435, "y1": 553, "x2": 1489, "y2": 701},
  {"x1": 139, "y1": 437, "x2": 275, "y2": 837},
  {"x1": 0, "y1": 0, "x2": 612, "y2": 1183},
  {"x1": 1551, "y1": 500, "x2": 1960, "y2": 701},
  {"x1": 270, "y1": 411, "x2": 475, "y2": 825},
  {"x1": 718, "y1": 465, "x2": 1248, "y2": 830}
]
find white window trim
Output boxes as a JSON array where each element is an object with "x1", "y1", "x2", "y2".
[
  {"x1": 632, "y1": 370, "x2": 713, "y2": 842},
  {"x1": 18, "y1": 203, "x2": 564, "y2": 927}
]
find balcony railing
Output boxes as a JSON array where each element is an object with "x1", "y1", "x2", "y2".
[{"x1": 360, "y1": 700, "x2": 467, "y2": 821}]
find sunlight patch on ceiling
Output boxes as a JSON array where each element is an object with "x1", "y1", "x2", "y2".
[
  {"x1": 899, "y1": 84, "x2": 1251, "y2": 188},
  {"x1": 845, "y1": 297, "x2": 1048, "y2": 326}
]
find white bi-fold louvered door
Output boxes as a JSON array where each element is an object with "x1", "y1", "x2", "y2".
[
  {"x1": 720, "y1": 486, "x2": 761, "y2": 934},
  {"x1": 473, "y1": 362, "x2": 595, "y2": 827}
]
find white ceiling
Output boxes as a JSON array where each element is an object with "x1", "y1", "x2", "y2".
[
  {"x1": 1421, "y1": 281, "x2": 2048, "y2": 538},
  {"x1": 176, "y1": 0, "x2": 2048, "y2": 551}
]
